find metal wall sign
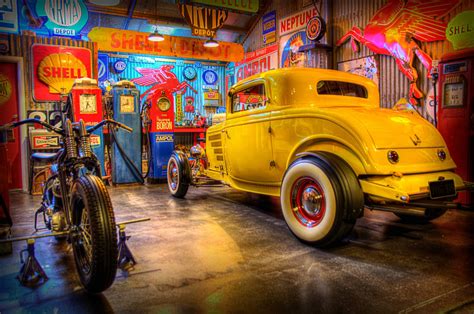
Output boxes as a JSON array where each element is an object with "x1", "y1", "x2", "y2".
[
  {"x1": 0, "y1": 0, "x2": 18, "y2": 34},
  {"x1": 178, "y1": 3, "x2": 228, "y2": 38},
  {"x1": 446, "y1": 11, "x2": 474, "y2": 50},
  {"x1": 189, "y1": 0, "x2": 259, "y2": 13},
  {"x1": 35, "y1": 0, "x2": 89, "y2": 37},
  {"x1": 262, "y1": 10, "x2": 276, "y2": 44}
]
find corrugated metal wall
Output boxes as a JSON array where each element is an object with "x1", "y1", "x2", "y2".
[
  {"x1": 244, "y1": 0, "x2": 331, "y2": 68},
  {"x1": 333, "y1": 0, "x2": 474, "y2": 122},
  {"x1": 1, "y1": 34, "x2": 97, "y2": 110},
  {"x1": 106, "y1": 54, "x2": 227, "y2": 122}
]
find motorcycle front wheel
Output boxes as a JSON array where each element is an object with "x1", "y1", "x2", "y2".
[{"x1": 70, "y1": 174, "x2": 118, "y2": 293}]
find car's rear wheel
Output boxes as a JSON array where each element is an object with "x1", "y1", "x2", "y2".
[
  {"x1": 395, "y1": 208, "x2": 447, "y2": 223},
  {"x1": 280, "y1": 154, "x2": 363, "y2": 247},
  {"x1": 167, "y1": 152, "x2": 191, "y2": 198}
]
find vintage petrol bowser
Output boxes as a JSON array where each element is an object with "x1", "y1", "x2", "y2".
[
  {"x1": 147, "y1": 90, "x2": 175, "y2": 180},
  {"x1": 70, "y1": 78, "x2": 105, "y2": 175},
  {"x1": 111, "y1": 81, "x2": 142, "y2": 184},
  {"x1": 438, "y1": 48, "x2": 474, "y2": 205}
]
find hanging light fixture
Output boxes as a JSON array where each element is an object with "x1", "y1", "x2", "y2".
[
  {"x1": 204, "y1": 37, "x2": 219, "y2": 48},
  {"x1": 148, "y1": 2, "x2": 164, "y2": 42},
  {"x1": 148, "y1": 28, "x2": 164, "y2": 42}
]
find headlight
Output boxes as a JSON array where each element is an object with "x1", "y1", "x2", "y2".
[
  {"x1": 437, "y1": 149, "x2": 446, "y2": 161},
  {"x1": 387, "y1": 150, "x2": 399, "y2": 164}
]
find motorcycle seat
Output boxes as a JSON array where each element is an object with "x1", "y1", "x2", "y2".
[{"x1": 31, "y1": 152, "x2": 58, "y2": 162}]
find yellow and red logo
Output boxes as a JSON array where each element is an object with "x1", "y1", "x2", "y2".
[
  {"x1": 38, "y1": 53, "x2": 87, "y2": 94},
  {"x1": 32, "y1": 44, "x2": 92, "y2": 102},
  {"x1": 0, "y1": 73, "x2": 12, "y2": 107}
]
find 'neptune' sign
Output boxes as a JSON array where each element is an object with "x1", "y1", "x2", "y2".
[{"x1": 36, "y1": 0, "x2": 88, "y2": 37}]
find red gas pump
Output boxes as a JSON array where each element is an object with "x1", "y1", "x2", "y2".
[
  {"x1": 70, "y1": 78, "x2": 106, "y2": 175},
  {"x1": 438, "y1": 48, "x2": 474, "y2": 205}
]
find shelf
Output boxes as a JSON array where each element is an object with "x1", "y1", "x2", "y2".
[{"x1": 174, "y1": 127, "x2": 207, "y2": 133}]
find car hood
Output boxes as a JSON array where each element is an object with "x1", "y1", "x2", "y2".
[{"x1": 325, "y1": 107, "x2": 446, "y2": 149}]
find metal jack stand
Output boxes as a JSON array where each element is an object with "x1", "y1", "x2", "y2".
[
  {"x1": 17, "y1": 239, "x2": 48, "y2": 286},
  {"x1": 117, "y1": 224, "x2": 136, "y2": 271}
]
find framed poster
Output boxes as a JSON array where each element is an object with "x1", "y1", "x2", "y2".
[{"x1": 337, "y1": 56, "x2": 379, "y2": 86}]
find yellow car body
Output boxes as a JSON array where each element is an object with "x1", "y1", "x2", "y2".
[
  {"x1": 167, "y1": 68, "x2": 466, "y2": 246},
  {"x1": 204, "y1": 68, "x2": 464, "y2": 201}
]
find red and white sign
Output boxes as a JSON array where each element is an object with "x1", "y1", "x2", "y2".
[
  {"x1": 279, "y1": 7, "x2": 318, "y2": 36},
  {"x1": 32, "y1": 135, "x2": 60, "y2": 149},
  {"x1": 235, "y1": 44, "x2": 278, "y2": 82},
  {"x1": 32, "y1": 44, "x2": 93, "y2": 102}
]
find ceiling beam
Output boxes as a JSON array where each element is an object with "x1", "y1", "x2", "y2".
[{"x1": 86, "y1": 3, "x2": 247, "y2": 34}]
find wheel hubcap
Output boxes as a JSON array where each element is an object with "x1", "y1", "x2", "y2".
[
  {"x1": 168, "y1": 160, "x2": 178, "y2": 191},
  {"x1": 290, "y1": 177, "x2": 326, "y2": 228}
]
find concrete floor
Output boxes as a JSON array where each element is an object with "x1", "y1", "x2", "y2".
[{"x1": 0, "y1": 184, "x2": 473, "y2": 313}]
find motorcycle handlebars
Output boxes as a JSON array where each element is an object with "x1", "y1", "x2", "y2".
[{"x1": 0, "y1": 118, "x2": 133, "y2": 134}]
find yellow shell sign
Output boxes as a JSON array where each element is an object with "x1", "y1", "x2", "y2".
[
  {"x1": 0, "y1": 73, "x2": 12, "y2": 107},
  {"x1": 38, "y1": 53, "x2": 87, "y2": 94}
]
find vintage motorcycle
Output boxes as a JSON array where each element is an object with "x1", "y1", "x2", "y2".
[{"x1": 1, "y1": 106, "x2": 132, "y2": 293}]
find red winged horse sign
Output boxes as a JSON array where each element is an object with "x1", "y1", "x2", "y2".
[
  {"x1": 336, "y1": 0, "x2": 460, "y2": 104},
  {"x1": 132, "y1": 65, "x2": 197, "y2": 102}
]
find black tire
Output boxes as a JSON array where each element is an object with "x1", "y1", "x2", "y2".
[
  {"x1": 70, "y1": 175, "x2": 118, "y2": 293},
  {"x1": 167, "y1": 151, "x2": 191, "y2": 198},
  {"x1": 395, "y1": 208, "x2": 447, "y2": 223},
  {"x1": 280, "y1": 153, "x2": 364, "y2": 247}
]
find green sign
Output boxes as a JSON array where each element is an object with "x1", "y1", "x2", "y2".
[
  {"x1": 446, "y1": 10, "x2": 474, "y2": 50},
  {"x1": 36, "y1": 0, "x2": 89, "y2": 37},
  {"x1": 191, "y1": 0, "x2": 259, "y2": 13}
]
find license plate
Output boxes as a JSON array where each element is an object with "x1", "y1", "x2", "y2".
[{"x1": 429, "y1": 179, "x2": 456, "y2": 199}]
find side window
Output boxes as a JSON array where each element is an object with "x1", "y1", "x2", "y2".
[
  {"x1": 316, "y1": 81, "x2": 368, "y2": 98},
  {"x1": 232, "y1": 84, "x2": 267, "y2": 113}
]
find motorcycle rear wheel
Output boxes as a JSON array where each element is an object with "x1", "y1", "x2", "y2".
[{"x1": 70, "y1": 175, "x2": 118, "y2": 293}]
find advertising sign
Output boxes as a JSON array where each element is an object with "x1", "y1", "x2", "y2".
[
  {"x1": 262, "y1": 10, "x2": 276, "y2": 44},
  {"x1": 0, "y1": 72, "x2": 12, "y2": 106},
  {"x1": 235, "y1": 44, "x2": 278, "y2": 82},
  {"x1": 280, "y1": 31, "x2": 310, "y2": 68},
  {"x1": 0, "y1": 0, "x2": 18, "y2": 34},
  {"x1": 88, "y1": 27, "x2": 244, "y2": 63},
  {"x1": 190, "y1": 0, "x2": 258, "y2": 13},
  {"x1": 35, "y1": 0, "x2": 89, "y2": 37},
  {"x1": 97, "y1": 53, "x2": 108, "y2": 82},
  {"x1": 32, "y1": 135, "x2": 60, "y2": 149},
  {"x1": 280, "y1": 7, "x2": 318, "y2": 36},
  {"x1": 179, "y1": 4, "x2": 228, "y2": 38},
  {"x1": 32, "y1": 44, "x2": 92, "y2": 102},
  {"x1": 446, "y1": 11, "x2": 474, "y2": 50}
]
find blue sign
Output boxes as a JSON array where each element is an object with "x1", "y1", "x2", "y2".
[
  {"x1": 262, "y1": 10, "x2": 276, "y2": 44},
  {"x1": 0, "y1": 0, "x2": 18, "y2": 34},
  {"x1": 35, "y1": 0, "x2": 89, "y2": 37},
  {"x1": 202, "y1": 70, "x2": 218, "y2": 85},
  {"x1": 114, "y1": 60, "x2": 127, "y2": 74},
  {"x1": 98, "y1": 53, "x2": 109, "y2": 82}
]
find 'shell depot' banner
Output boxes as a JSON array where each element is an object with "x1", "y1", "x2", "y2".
[
  {"x1": 32, "y1": 44, "x2": 92, "y2": 102},
  {"x1": 88, "y1": 27, "x2": 244, "y2": 63}
]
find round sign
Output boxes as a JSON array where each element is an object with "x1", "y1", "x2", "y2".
[
  {"x1": 98, "y1": 58, "x2": 106, "y2": 80},
  {"x1": 202, "y1": 70, "x2": 218, "y2": 85},
  {"x1": 114, "y1": 60, "x2": 127, "y2": 74},
  {"x1": 157, "y1": 97, "x2": 171, "y2": 112},
  {"x1": 183, "y1": 66, "x2": 197, "y2": 80},
  {"x1": 306, "y1": 16, "x2": 326, "y2": 41}
]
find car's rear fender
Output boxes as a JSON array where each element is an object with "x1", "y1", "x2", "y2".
[{"x1": 286, "y1": 135, "x2": 369, "y2": 176}]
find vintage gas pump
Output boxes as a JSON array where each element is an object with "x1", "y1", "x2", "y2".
[
  {"x1": 438, "y1": 48, "x2": 474, "y2": 205},
  {"x1": 110, "y1": 81, "x2": 142, "y2": 184},
  {"x1": 70, "y1": 78, "x2": 105, "y2": 175},
  {"x1": 146, "y1": 90, "x2": 175, "y2": 181}
]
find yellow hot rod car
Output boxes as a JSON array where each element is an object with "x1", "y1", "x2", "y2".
[{"x1": 167, "y1": 68, "x2": 469, "y2": 247}]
